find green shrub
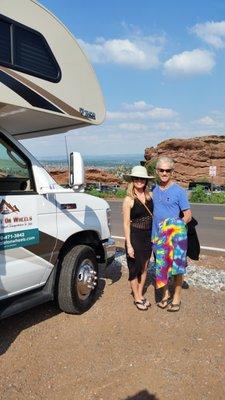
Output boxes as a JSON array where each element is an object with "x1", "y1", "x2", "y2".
[
  {"x1": 190, "y1": 186, "x2": 208, "y2": 203},
  {"x1": 146, "y1": 160, "x2": 157, "y2": 177},
  {"x1": 208, "y1": 192, "x2": 225, "y2": 204},
  {"x1": 85, "y1": 189, "x2": 107, "y2": 198},
  {"x1": 190, "y1": 185, "x2": 225, "y2": 204},
  {"x1": 115, "y1": 188, "x2": 126, "y2": 198},
  {"x1": 86, "y1": 187, "x2": 127, "y2": 199}
]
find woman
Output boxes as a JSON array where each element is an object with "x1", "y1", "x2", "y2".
[
  {"x1": 123, "y1": 165, "x2": 153, "y2": 311},
  {"x1": 152, "y1": 156, "x2": 192, "y2": 312}
]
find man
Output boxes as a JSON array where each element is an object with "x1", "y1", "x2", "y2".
[{"x1": 152, "y1": 156, "x2": 192, "y2": 312}]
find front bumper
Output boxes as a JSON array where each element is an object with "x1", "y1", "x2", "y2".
[{"x1": 102, "y1": 237, "x2": 116, "y2": 265}]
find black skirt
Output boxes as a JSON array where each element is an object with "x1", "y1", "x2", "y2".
[{"x1": 125, "y1": 226, "x2": 152, "y2": 281}]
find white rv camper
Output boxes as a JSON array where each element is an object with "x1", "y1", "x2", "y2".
[{"x1": 0, "y1": 0, "x2": 115, "y2": 319}]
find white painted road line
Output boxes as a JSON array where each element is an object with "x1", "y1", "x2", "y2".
[
  {"x1": 200, "y1": 246, "x2": 225, "y2": 252},
  {"x1": 112, "y1": 236, "x2": 225, "y2": 253}
]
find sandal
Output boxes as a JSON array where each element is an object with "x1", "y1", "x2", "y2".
[
  {"x1": 134, "y1": 301, "x2": 148, "y2": 311},
  {"x1": 167, "y1": 302, "x2": 181, "y2": 312},
  {"x1": 142, "y1": 298, "x2": 151, "y2": 307},
  {"x1": 131, "y1": 292, "x2": 151, "y2": 308},
  {"x1": 157, "y1": 297, "x2": 172, "y2": 309}
]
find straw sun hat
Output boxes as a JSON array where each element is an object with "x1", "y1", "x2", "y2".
[{"x1": 123, "y1": 165, "x2": 154, "y2": 182}]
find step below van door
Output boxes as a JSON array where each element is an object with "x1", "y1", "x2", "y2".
[{"x1": 0, "y1": 193, "x2": 57, "y2": 300}]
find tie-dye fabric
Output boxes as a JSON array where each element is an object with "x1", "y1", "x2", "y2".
[{"x1": 152, "y1": 217, "x2": 187, "y2": 289}]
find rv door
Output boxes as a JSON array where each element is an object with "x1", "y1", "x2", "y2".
[{"x1": 0, "y1": 133, "x2": 57, "y2": 299}]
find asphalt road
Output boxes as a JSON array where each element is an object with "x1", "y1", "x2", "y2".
[{"x1": 108, "y1": 201, "x2": 225, "y2": 250}]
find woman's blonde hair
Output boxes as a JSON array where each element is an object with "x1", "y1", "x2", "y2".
[{"x1": 126, "y1": 180, "x2": 149, "y2": 199}]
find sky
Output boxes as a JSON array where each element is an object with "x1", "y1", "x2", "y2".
[{"x1": 23, "y1": 0, "x2": 225, "y2": 158}]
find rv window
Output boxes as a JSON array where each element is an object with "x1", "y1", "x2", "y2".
[
  {"x1": 0, "y1": 20, "x2": 11, "y2": 63},
  {"x1": 0, "y1": 16, "x2": 61, "y2": 82},
  {"x1": 14, "y1": 26, "x2": 59, "y2": 81},
  {"x1": 0, "y1": 137, "x2": 34, "y2": 193}
]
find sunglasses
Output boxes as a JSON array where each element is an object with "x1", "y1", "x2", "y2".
[{"x1": 158, "y1": 168, "x2": 173, "y2": 173}]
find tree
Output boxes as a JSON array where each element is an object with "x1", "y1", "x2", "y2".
[{"x1": 145, "y1": 159, "x2": 157, "y2": 177}]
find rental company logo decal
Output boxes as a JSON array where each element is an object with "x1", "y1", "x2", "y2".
[{"x1": 0, "y1": 198, "x2": 39, "y2": 250}]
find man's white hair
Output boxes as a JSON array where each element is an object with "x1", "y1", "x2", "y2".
[{"x1": 156, "y1": 156, "x2": 174, "y2": 169}]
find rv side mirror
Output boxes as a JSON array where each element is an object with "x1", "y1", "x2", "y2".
[{"x1": 69, "y1": 152, "x2": 85, "y2": 188}]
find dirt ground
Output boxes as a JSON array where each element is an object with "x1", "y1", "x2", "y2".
[{"x1": 0, "y1": 260, "x2": 224, "y2": 400}]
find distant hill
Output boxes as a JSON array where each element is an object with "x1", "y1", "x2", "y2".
[{"x1": 144, "y1": 135, "x2": 225, "y2": 186}]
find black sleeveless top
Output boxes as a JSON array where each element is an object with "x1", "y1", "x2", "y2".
[{"x1": 130, "y1": 198, "x2": 153, "y2": 230}]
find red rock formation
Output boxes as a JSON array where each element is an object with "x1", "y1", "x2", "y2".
[
  {"x1": 49, "y1": 168, "x2": 121, "y2": 186},
  {"x1": 85, "y1": 168, "x2": 121, "y2": 184},
  {"x1": 144, "y1": 135, "x2": 225, "y2": 186}
]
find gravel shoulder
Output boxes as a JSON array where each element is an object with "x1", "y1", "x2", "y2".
[
  {"x1": 0, "y1": 256, "x2": 225, "y2": 400},
  {"x1": 188, "y1": 253, "x2": 225, "y2": 271}
]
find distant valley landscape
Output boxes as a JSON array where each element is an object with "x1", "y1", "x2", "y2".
[{"x1": 43, "y1": 135, "x2": 225, "y2": 188}]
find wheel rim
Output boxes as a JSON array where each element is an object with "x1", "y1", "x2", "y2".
[{"x1": 76, "y1": 258, "x2": 97, "y2": 300}]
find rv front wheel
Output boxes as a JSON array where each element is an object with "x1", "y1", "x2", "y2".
[{"x1": 58, "y1": 245, "x2": 98, "y2": 314}]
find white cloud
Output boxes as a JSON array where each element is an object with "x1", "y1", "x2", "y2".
[
  {"x1": 107, "y1": 110, "x2": 151, "y2": 120},
  {"x1": 191, "y1": 21, "x2": 225, "y2": 49},
  {"x1": 122, "y1": 101, "x2": 151, "y2": 111},
  {"x1": 107, "y1": 102, "x2": 178, "y2": 121},
  {"x1": 118, "y1": 123, "x2": 148, "y2": 131},
  {"x1": 197, "y1": 116, "x2": 216, "y2": 126},
  {"x1": 107, "y1": 111, "x2": 130, "y2": 120},
  {"x1": 23, "y1": 114, "x2": 225, "y2": 157},
  {"x1": 147, "y1": 107, "x2": 177, "y2": 119},
  {"x1": 78, "y1": 35, "x2": 165, "y2": 69},
  {"x1": 154, "y1": 122, "x2": 181, "y2": 131},
  {"x1": 195, "y1": 114, "x2": 225, "y2": 130},
  {"x1": 164, "y1": 49, "x2": 215, "y2": 75}
]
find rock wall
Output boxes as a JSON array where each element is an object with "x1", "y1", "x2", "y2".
[
  {"x1": 144, "y1": 135, "x2": 225, "y2": 186},
  {"x1": 85, "y1": 168, "x2": 121, "y2": 184},
  {"x1": 49, "y1": 168, "x2": 120, "y2": 185}
]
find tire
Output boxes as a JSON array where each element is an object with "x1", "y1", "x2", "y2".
[{"x1": 58, "y1": 245, "x2": 98, "y2": 314}]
